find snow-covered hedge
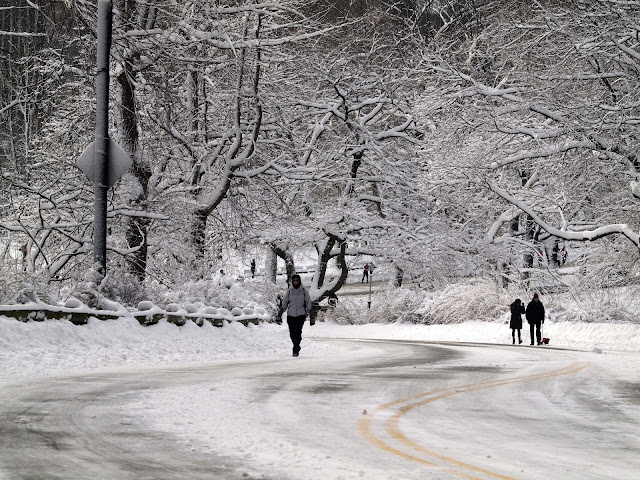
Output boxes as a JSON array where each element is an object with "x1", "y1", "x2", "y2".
[{"x1": 326, "y1": 277, "x2": 640, "y2": 325}]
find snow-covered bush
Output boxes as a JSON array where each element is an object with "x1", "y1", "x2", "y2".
[
  {"x1": 418, "y1": 278, "x2": 516, "y2": 324},
  {"x1": 153, "y1": 274, "x2": 279, "y2": 315},
  {"x1": 137, "y1": 301, "x2": 155, "y2": 311},
  {"x1": 165, "y1": 303, "x2": 180, "y2": 313},
  {"x1": 64, "y1": 297, "x2": 84, "y2": 309},
  {"x1": 97, "y1": 272, "x2": 146, "y2": 307},
  {"x1": 548, "y1": 285, "x2": 640, "y2": 324},
  {"x1": 325, "y1": 287, "x2": 427, "y2": 325},
  {"x1": 326, "y1": 278, "x2": 523, "y2": 325}
]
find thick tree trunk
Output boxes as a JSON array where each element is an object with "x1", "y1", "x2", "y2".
[
  {"x1": 265, "y1": 248, "x2": 277, "y2": 283},
  {"x1": 311, "y1": 233, "x2": 349, "y2": 302},
  {"x1": 548, "y1": 238, "x2": 560, "y2": 269},
  {"x1": 191, "y1": 209, "x2": 208, "y2": 259},
  {"x1": 271, "y1": 243, "x2": 296, "y2": 286},
  {"x1": 118, "y1": 68, "x2": 151, "y2": 282},
  {"x1": 314, "y1": 238, "x2": 335, "y2": 289},
  {"x1": 116, "y1": 1, "x2": 155, "y2": 282}
]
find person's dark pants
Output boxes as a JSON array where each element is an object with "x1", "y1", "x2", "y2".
[
  {"x1": 287, "y1": 315, "x2": 306, "y2": 354},
  {"x1": 362, "y1": 272, "x2": 368, "y2": 283},
  {"x1": 529, "y1": 321, "x2": 542, "y2": 345},
  {"x1": 512, "y1": 328, "x2": 521, "y2": 344}
]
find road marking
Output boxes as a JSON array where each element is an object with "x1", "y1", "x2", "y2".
[{"x1": 358, "y1": 362, "x2": 590, "y2": 479}]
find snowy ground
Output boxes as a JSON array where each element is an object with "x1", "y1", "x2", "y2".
[
  {"x1": 1, "y1": 316, "x2": 639, "y2": 384},
  {"x1": 1, "y1": 316, "x2": 639, "y2": 480}
]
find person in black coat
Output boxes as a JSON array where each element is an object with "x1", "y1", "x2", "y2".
[
  {"x1": 526, "y1": 293, "x2": 545, "y2": 345},
  {"x1": 510, "y1": 299, "x2": 525, "y2": 344}
]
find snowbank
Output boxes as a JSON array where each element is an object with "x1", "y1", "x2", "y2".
[
  {"x1": 307, "y1": 320, "x2": 640, "y2": 352},
  {"x1": 1, "y1": 313, "x2": 639, "y2": 384}
]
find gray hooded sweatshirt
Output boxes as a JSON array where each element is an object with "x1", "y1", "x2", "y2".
[{"x1": 282, "y1": 285, "x2": 312, "y2": 317}]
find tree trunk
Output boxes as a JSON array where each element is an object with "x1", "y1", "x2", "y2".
[
  {"x1": 272, "y1": 243, "x2": 296, "y2": 286},
  {"x1": 265, "y1": 248, "x2": 277, "y2": 283},
  {"x1": 523, "y1": 214, "x2": 535, "y2": 283},
  {"x1": 391, "y1": 264, "x2": 404, "y2": 287},
  {"x1": 116, "y1": 1, "x2": 155, "y2": 282}
]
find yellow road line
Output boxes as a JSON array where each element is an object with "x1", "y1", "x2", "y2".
[{"x1": 359, "y1": 362, "x2": 590, "y2": 479}]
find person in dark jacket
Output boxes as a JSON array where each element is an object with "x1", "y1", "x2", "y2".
[
  {"x1": 510, "y1": 299, "x2": 525, "y2": 344},
  {"x1": 526, "y1": 293, "x2": 545, "y2": 345},
  {"x1": 278, "y1": 274, "x2": 312, "y2": 356}
]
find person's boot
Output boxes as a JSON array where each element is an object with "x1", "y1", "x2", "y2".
[{"x1": 519, "y1": 338, "x2": 523, "y2": 344}]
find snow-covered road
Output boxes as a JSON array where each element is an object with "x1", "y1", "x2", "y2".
[{"x1": 0, "y1": 339, "x2": 638, "y2": 480}]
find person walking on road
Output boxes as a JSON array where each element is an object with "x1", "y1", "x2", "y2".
[
  {"x1": 361, "y1": 263, "x2": 369, "y2": 283},
  {"x1": 526, "y1": 293, "x2": 545, "y2": 345},
  {"x1": 510, "y1": 298, "x2": 525, "y2": 344},
  {"x1": 250, "y1": 259, "x2": 256, "y2": 278},
  {"x1": 278, "y1": 274, "x2": 312, "y2": 357}
]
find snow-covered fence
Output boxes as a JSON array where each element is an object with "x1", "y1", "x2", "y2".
[
  {"x1": 133, "y1": 302, "x2": 271, "y2": 327},
  {"x1": 0, "y1": 302, "x2": 272, "y2": 327},
  {"x1": 0, "y1": 304, "x2": 121, "y2": 325}
]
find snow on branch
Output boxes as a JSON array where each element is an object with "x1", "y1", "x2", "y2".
[
  {"x1": 490, "y1": 140, "x2": 595, "y2": 169},
  {"x1": 612, "y1": 36, "x2": 640, "y2": 61},
  {"x1": 488, "y1": 183, "x2": 639, "y2": 247},
  {"x1": 0, "y1": 31, "x2": 47, "y2": 37}
]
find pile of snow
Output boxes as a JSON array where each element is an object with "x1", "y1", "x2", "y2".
[
  {"x1": 1, "y1": 312, "x2": 639, "y2": 384},
  {"x1": 0, "y1": 316, "x2": 334, "y2": 383},
  {"x1": 307, "y1": 320, "x2": 640, "y2": 353}
]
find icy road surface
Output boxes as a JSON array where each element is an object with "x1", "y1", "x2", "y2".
[{"x1": 0, "y1": 340, "x2": 638, "y2": 480}]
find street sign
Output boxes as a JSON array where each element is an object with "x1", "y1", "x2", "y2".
[{"x1": 77, "y1": 138, "x2": 132, "y2": 188}]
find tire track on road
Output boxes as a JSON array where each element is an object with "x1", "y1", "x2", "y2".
[{"x1": 358, "y1": 362, "x2": 590, "y2": 480}]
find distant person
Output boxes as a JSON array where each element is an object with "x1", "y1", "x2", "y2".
[
  {"x1": 560, "y1": 247, "x2": 567, "y2": 265},
  {"x1": 362, "y1": 263, "x2": 369, "y2": 283},
  {"x1": 526, "y1": 293, "x2": 545, "y2": 345},
  {"x1": 278, "y1": 274, "x2": 312, "y2": 357},
  {"x1": 510, "y1": 298, "x2": 525, "y2": 344},
  {"x1": 250, "y1": 259, "x2": 256, "y2": 278}
]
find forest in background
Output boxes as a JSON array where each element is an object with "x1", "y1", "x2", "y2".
[{"x1": 0, "y1": 0, "x2": 638, "y2": 320}]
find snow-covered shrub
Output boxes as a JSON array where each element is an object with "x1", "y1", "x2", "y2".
[
  {"x1": 325, "y1": 287, "x2": 427, "y2": 325},
  {"x1": 137, "y1": 301, "x2": 155, "y2": 311},
  {"x1": 326, "y1": 278, "x2": 521, "y2": 325},
  {"x1": 13, "y1": 276, "x2": 57, "y2": 306},
  {"x1": 64, "y1": 297, "x2": 84, "y2": 309},
  {"x1": 184, "y1": 303, "x2": 198, "y2": 314},
  {"x1": 419, "y1": 278, "x2": 514, "y2": 324},
  {"x1": 152, "y1": 275, "x2": 279, "y2": 315},
  {"x1": 165, "y1": 303, "x2": 180, "y2": 313},
  {"x1": 97, "y1": 272, "x2": 146, "y2": 307},
  {"x1": 549, "y1": 284, "x2": 640, "y2": 324}
]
